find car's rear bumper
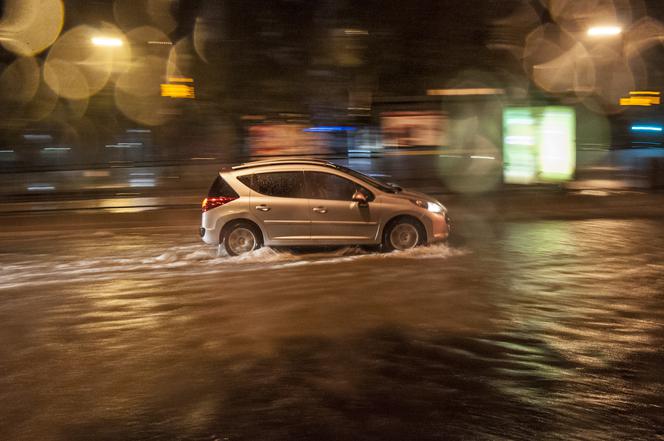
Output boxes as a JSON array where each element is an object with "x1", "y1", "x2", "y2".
[{"x1": 200, "y1": 225, "x2": 221, "y2": 245}]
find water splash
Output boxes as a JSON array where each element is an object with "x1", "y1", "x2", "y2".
[{"x1": 0, "y1": 237, "x2": 465, "y2": 290}]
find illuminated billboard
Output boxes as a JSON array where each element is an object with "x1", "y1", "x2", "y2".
[
  {"x1": 381, "y1": 111, "x2": 448, "y2": 148},
  {"x1": 248, "y1": 124, "x2": 331, "y2": 156},
  {"x1": 503, "y1": 107, "x2": 575, "y2": 184}
]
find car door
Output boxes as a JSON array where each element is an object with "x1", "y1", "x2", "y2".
[
  {"x1": 305, "y1": 171, "x2": 380, "y2": 244},
  {"x1": 238, "y1": 171, "x2": 310, "y2": 243}
]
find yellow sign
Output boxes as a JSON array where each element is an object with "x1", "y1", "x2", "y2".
[
  {"x1": 160, "y1": 84, "x2": 195, "y2": 99},
  {"x1": 167, "y1": 77, "x2": 194, "y2": 83},
  {"x1": 427, "y1": 88, "x2": 505, "y2": 96},
  {"x1": 620, "y1": 91, "x2": 660, "y2": 106}
]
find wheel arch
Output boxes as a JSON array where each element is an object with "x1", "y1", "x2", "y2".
[{"x1": 219, "y1": 217, "x2": 265, "y2": 245}]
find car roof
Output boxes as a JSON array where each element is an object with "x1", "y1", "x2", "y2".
[{"x1": 230, "y1": 157, "x2": 338, "y2": 171}]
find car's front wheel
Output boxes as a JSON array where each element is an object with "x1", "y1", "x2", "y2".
[
  {"x1": 222, "y1": 221, "x2": 263, "y2": 256},
  {"x1": 382, "y1": 217, "x2": 425, "y2": 252}
]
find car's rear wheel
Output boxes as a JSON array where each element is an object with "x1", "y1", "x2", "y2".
[
  {"x1": 383, "y1": 217, "x2": 425, "y2": 252},
  {"x1": 223, "y1": 221, "x2": 263, "y2": 256}
]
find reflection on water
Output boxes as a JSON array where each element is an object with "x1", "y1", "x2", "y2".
[{"x1": 0, "y1": 219, "x2": 663, "y2": 440}]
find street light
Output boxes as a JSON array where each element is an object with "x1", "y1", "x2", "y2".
[
  {"x1": 587, "y1": 26, "x2": 622, "y2": 37},
  {"x1": 91, "y1": 36, "x2": 123, "y2": 47}
]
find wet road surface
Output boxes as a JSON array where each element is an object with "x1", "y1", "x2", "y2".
[{"x1": 1, "y1": 208, "x2": 663, "y2": 440}]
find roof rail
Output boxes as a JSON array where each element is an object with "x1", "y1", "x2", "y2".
[{"x1": 231, "y1": 157, "x2": 334, "y2": 170}]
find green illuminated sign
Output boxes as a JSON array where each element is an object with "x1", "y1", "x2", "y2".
[{"x1": 503, "y1": 107, "x2": 575, "y2": 184}]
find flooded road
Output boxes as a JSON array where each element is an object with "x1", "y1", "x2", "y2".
[{"x1": 0, "y1": 210, "x2": 663, "y2": 440}]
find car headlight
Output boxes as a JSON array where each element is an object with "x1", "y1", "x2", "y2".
[
  {"x1": 410, "y1": 199, "x2": 446, "y2": 213},
  {"x1": 427, "y1": 201, "x2": 445, "y2": 213}
]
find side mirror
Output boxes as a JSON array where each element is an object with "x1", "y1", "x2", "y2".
[{"x1": 352, "y1": 190, "x2": 368, "y2": 206}]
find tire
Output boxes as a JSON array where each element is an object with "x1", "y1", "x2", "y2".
[
  {"x1": 222, "y1": 221, "x2": 263, "y2": 256},
  {"x1": 382, "y1": 217, "x2": 425, "y2": 252}
]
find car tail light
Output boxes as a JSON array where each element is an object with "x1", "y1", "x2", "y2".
[
  {"x1": 203, "y1": 175, "x2": 240, "y2": 212},
  {"x1": 202, "y1": 196, "x2": 237, "y2": 212}
]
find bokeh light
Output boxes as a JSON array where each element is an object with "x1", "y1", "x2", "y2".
[
  {"x1": 193, "y1": 14, "x2": 225, "y2": 65},
  {"x1": 43, "y1": 59, "x2": 90, "y2": 100},
  {"x1": 544, "y1": 0, "x2": 622, "y2": 31},
  {"x1": 44, "y1": 25, "x2": 130, "y2": 100},
  {"x1": 532, "y1": 43, "x2": 596, "y2": 95},
  {"x1": 115, "y1": 55, "x2": 175, "y2": 126},
  {"x1": 167, "y1": 38, "x2": 194, "y2": 79},
  {"x1": 193, "y1": 17, "x2": 213, "y2": 64},
  {"x1": 523, "y1": 24, "x2": 578, "y2": 81},
  {"x1": 0, "y1": 57, "x2": 41, "y2": 103},
  {"x1": 24, "y1": 76, "x2": 59, "y2": 122},
  {"x1": 147, "y1": 0, "x2": 178, "y2": 34},
  {"x1": 58, "y1": 95, "x2": 90, "y2": 121},
  {"x1": 624, "y1": 16, "x2": 664, "y2": 58},
  {"x1": 0, "y1": 0, "x2": 64, "y2": 56},
  {"x1": 114, "y1": 0, "x2": 178, "y2": 34},
  {"x1": 126, "y1": 26, "x2": 172, "y2": 48}
]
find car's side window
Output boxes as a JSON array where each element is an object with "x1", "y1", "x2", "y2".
[
  {"x1": 238, "y1": 172, "x2": 305, "y2": 198},
  {"x1": 306, "y1": 172, "x2": 372, "y2": 201}
]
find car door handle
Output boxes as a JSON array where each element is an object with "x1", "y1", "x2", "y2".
[
  {"x1": 255, "y1": 205, "x2": 270, "y2": 212},
  {"x1": 312, "y1": 206, "x2": 328, "y2": 214}
]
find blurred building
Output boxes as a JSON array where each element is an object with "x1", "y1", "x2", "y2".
[{"x1": 1, "y1": 0, "x2": 664, "y2": 189}]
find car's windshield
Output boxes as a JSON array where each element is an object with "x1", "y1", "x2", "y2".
[{"x1": 334, "y1": 165, "x2": 401, "y2": 193}]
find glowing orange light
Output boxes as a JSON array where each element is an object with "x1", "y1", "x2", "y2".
[
  {"x1": 167, "y1": 77, "x2": 194, "y2": 83},
  {"x1": 620, "y1": 91, "x2": 661, "y2": 106},
  {"x1": 160, "y1": 83, "x2": 195, "y2": 99},
  {"x1": 630, "y1": 91, "x2": 660, "y2": 96},
  {"x1": 427, "y1": 88, "x2": 505, "y2": 96},
  {"x1": 202, "y1": 197, "x2": 237, "y2": 212}
]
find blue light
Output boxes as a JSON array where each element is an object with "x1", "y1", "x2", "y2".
[
  {"x1": 303, "y1": 126, "x2": 357, "y2": 133},
  {"x1": 631, "y1": 125, "x2": 663, "y2": 132}
]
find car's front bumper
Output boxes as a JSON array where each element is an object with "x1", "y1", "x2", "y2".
[{"x1": 424, "y1": 211, "x2": 451, "y2": 242}]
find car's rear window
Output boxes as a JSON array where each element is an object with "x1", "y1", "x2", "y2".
[
  {"x1": 237, "y1": 172, "x2": 305, "y2": 198},
  {"x1": 208, "y1": 176, "x2": 239, "y2": 198}
]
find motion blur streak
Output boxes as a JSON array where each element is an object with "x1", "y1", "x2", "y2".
[
  {"x1": 587, "y1": 26, "x2": 623, "y2": 36},
  {"x1": 91, "y1": 37, "x2": 123, "y2": 47}
]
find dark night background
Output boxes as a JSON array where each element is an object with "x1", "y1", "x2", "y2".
[{"x1": 1, "y1": 0, "x2": 664, "y2": 169}]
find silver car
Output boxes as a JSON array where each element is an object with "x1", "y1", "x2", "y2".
[{"x1": 200, "y1": 158, "x2": 451, "y2": 255}]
